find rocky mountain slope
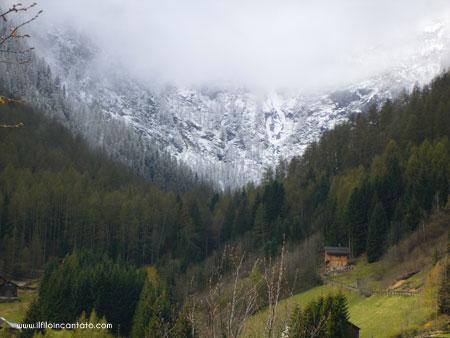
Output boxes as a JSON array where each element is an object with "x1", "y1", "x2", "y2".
[{"x1": 27, "y1": 21, "x2": 450, "y2": 188}]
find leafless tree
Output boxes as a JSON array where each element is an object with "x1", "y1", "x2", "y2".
[
  {"x1": 226, "y1": 254, "x2": 262, "y2": 338},
  {"x1": 191, "y1": 235, "x2": 322, "y2": 337},
  {"x1": 186, "y1": 295, "x2": 198, "y2": 338},
  {"x1": 264, "y1": 239, "x2": 286, "y2": 338},
  {"x1": 0, "y1": 2, "x2": 42, "y2": 127},
  {"x1": 199, "y1": 246, "x2": 263, "y2": 338},
  {"x1": 0, "y1": 2, "x2": 42, "y2": 63}
]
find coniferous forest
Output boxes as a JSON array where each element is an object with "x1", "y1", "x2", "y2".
[
  {"x1": 2, "y1": 73, "x2": 449, "y2": 276},
  {"x1": 1, "y1": 3, "x2": 450, "y2": 336},
  {"x1": 0, "y1": 69, "x2": 449, "y2": 336}
]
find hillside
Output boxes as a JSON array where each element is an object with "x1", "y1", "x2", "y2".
[
  {"x1": 0, "y1": 59, "x2": 449, "y2": 338},
  {"x1": 1, "y1": 18, "x2": 448, "y2": 188},
  {"x1": 243, "y1": 211, "x2": 449, "y2": 337},
  {"x1": 1, "y1": 4, "x2": 450, "y2": 337},
  {"x1": 244, "y1": 281, "x2": 435, "y2": 338},
  {"x1": 0, "y1": 102, "x2": 215, "y2": 276}
]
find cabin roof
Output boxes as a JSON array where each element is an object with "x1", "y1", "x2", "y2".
[
  {"x1": 324, "y1": 246, "x2": 350, "y2": 256},
  {"x1": 347, "y1": 321, "x2": 360, "y2": 330},
  {"x1": 0, "y1": 276, "x2": 18, "y2": 287}
]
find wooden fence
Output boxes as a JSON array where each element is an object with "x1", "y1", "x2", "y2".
[{"x1": 323, "y1": 278, "x2": 419, "y2": 297}]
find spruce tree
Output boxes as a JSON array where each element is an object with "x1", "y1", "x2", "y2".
[
  {"x1": 172, "y1": 304, "x2": 196, "y2": 338},
  {"x1": 24, "y1": 251, "x2": 144, "y2": 336},
  {"x1": 288, "y1": 306, "x2": 304, "y2": 338},
  {"x1": 347, "y1": 182, "x2": 371, "y2": 256},
  {"x1": 288, "y1": 295, "x2": 350, "y2": 338},
  {"x1": 367, "y1": 202, "x2": 388, "y2": 263},
  {"x1": 131, "y1": 267, "x2": 171, "y2": 338},
  {"x1": 438, "y1": 232, "x2": 450, "y2": 315},
  {"x1": 326, "y1": 293, "x2": 349, "y2": 338}
]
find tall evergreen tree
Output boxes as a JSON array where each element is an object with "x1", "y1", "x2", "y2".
[
  {"x1": 172, "y1": 304, "x2": 196, "y2": 338},
  {"x1": 438, "y1": 231, "x2": 450, "y2": 315},
  {"x1": 131, "y1": 267, "x2": 171, "y2": 338},
  {"x1": 288, "y1": 294, "x2": 350, "y2": 338},
  {"x1": 367, "y1": 202, "x2": 388, "y2": 263},
  {"x1": 347, "y1": 181, "x2": 371, "y2": 256},
  {"x1": 23, "y1": 251, "x2": 144, "y2": 336}
]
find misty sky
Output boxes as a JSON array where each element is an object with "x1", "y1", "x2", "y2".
[{"x1": 21, "y1": 0, "x2": 450, "y2": 90}]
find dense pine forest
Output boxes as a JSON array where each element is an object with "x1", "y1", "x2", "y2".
[
  {"x1": 0, "y1": 102, "x2": 216, "y2": 276},
  {"x1": 1, "y1": 2, "x2": 450, "y2": 337},
  {"x1": 1, "y1": 69, "x2": 450, "y2": 276},
  {"x1": 1, "y1": 69, "x2": 450, "y2": 337}
]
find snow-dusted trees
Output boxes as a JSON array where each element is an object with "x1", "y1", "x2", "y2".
[{"x1": 0, "y1": 23, "x2": 202, "y2": 191}]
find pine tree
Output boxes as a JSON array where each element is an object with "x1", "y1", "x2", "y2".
[
  {"x1": 438, "y1": 232, "x2": 450, "y2": 315},
  {"x1": 233, "y1": 191, "x2": 251, "y2": 236},
  {"x1": 172, "y1": 304, "x2": 195, "y2": 338},
  {"x1": 367, "y1": 202, "x2": 388, "y2": 263},
  {"x1": 404, "y1": 198, "x2": 423, "y2": 232},
  {"x1": 72, "y1": 311, "x2": 114, "y2": 338},
  {"x1": 262, "y1": 180, "x2": 285, "y2": 224},
  {"x1": 325, "y1": 293, "x2": 349, "y2": 338},
  {"x1": 347, "y1": 182, "x2": 371, "y2": 256},
  {"x1": 253, "y1": 204, "x2": 267, "y2": 249},
  {"x1": 24, "y1": 251, "x2": 144, "y2": 337},
  {"x1": 220, "y1": 199, "x2": 236, "y2": 243},
  {"x1": 131, "y1": 267, "x2": 171, "y2": 338},
  {"x1": 288, "y1": 295, "x2": 349, "y2": 338},
  {"x1": 288, "y1": 306, "x2": 304, "y2": 338}
]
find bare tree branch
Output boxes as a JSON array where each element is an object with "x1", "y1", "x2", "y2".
[
  {"x1": 200, "y1": 246, "x2": 263, "y2": 338},
  {"x1": 0, "y1": 122, "x2": 24, "y2": 128},
  {"x1": 227, "y1": 254, "x2": 244, "y2": 337},
  {"x1": 0, "y1": 2, "x2": 41, "y2": 128},
  {"x1": 0, "y1": 96, "x2": 24, "y2": 105},
  {"x1": 0, "y1": 2, "x2": 42, "y2": 64},
  {"x1": 264, "y1": 238, "x2": 286, "y2": 338},
  {"x1": 1, "y1": 3, "x2": 38, "y2": 20},
  {"x1": 0, "y1": 57, "x2": 32, "y2": 64},
  {"x1": 0, "y1": 46, "x2": 35, "y2": 54},
  {"x1": 0, "y1": 3, "x2": 41, "y2": 36}
]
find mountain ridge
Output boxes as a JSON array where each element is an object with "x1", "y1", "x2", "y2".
[{"x1": 13, "y1": 20, "x2": 450, "y2": 188}]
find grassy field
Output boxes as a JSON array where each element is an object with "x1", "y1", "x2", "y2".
[
  {"x1": 0, "y1": 289, "x2": 36, "y2": 322},
  {"x1": 243, "y1": 285, "x2": 433, "y2": 338},
  {"x1": 243, "y1": 258, "x2": 443, "y2": 338}
]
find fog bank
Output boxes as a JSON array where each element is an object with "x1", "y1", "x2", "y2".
[{"x1": 16, "y1": 0, "x2": 450, "y2": 90}]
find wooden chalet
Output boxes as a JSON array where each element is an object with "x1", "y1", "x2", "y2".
[
  {"x1": 0, "y1": 276, "x2": 18, "y2": 300},
  {"x1": 324, "y1": 246, "x2": 350, "y2": 272}
]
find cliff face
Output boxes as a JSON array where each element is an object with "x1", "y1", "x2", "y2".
[{"x1": 4, "y1": 22, "x2": 449, "y2": 188}]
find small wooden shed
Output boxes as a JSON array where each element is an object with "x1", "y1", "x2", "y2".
[
  {"x1": 346, "y1": 321, "x2": 360, "y2": 338},
  {"x1": 0, "y1": 276, "x2": 18, "y2": 299},
  {"x1": 324, "y1": 246, "x2": 350, "y2": 272}
]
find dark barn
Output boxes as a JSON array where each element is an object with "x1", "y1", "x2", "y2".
[
  {"x1": 346, "y1": 321, "x2": 360, "y2": 338},
  {"x1": 0, "y1": 276, "x2": 18, "y2": 299}
]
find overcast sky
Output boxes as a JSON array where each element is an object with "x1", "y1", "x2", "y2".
[{"x1": 19, "y1": 0, "x2": 450, "y2": 90}]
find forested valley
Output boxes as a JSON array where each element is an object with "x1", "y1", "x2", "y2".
[{"x1": 0, "y1": 68, "x2": 449, "y2": 336}]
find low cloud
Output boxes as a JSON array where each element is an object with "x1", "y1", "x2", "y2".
[{"x1": 20, "y1": 0, "x2": 450, "y2": 90}]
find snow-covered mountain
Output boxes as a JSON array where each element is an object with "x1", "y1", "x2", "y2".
[{"x1": 30, "y1": 21, "x2": 450, "y2": 189}]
